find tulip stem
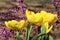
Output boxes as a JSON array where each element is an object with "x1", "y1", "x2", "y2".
[
  {"x1": 25, "y1": 26, "x2": 29, "y2": 40},
  {"x1": 16, "y1": 31, "x2": 21, "y2": 40},
  {"x1": 27, "y1": 25, "x2": 33, "y2": 40}
]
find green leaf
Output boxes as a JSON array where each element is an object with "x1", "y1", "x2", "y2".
[
  {"x1": 41, "y1": 36, "x2": 45, "y2": 40},
  {"x1": 49, "y1": 35, "x2": 54, "y2": 40},
  {"x1": 38, "y1": 36, "x2": 41, "y2": 40},
  {"x1": 41, "y1": 25, "x2": 46, "y2": 34},
  {"x1": 31, "y1": 33, "x2": 43, "y2": 40},
  {"x1": 31, "y1": 25, "x2": 46, "y2": 40},
  {"x1": 37, "y1": 35, "x2": 45, "y2": 40},
  {"x1": 16, "y1": 31, "x2": 22, "y2": 40},
  {"x1": 44, "y1": 35, "x2": 48, "y2": 40}
]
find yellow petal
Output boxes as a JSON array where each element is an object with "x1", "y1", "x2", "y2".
[
  {"x1": 51, "y1": 14, "x2": 58, "y2": 23},
  {"x1": 5, "y1": 20, "x2": 18, "y2": 30},
  {"x1": 40, "y1": 10, "x2": 47, "y2": 16},
  {"x1": 46, "y1": 25, "x2": 53, "y2": 33},
  {"x1": 26, "y1": 9, "x2": 35, "y2": 16},
  {"x1": 35, "y1": 13, "x2": 42, "y2": 22},
  {"x1": 26, "y1": 9, "x2": 36, "y2": 23},
  {"x1": 26, "y1": 10, "x2": 43, "y2": 26},
  {"x1": 17, "y1": 20, "x2": 28, "y2": 30},
  {"x1": 5, "y1": 21, "x2": 9, "y2": 27},
  {"x1": 34, "y1": 14, "x2": 43, "y2": 26},
  {"x1": 41, "y1": 12, "x2": 58, "y2": 23},
  {"x1": 41, "y1": 22, "x2": 53, "y2": 34},
  {"x1": 5, "y1": 21, "x2": 13, "y2": 29}
]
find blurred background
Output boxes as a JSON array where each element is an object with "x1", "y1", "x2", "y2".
[{"x1": 0, "y1": 0, "x2": 60, "y2": 40}]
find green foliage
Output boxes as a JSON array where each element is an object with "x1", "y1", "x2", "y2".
[
  {"x1": 49, "y1": 35, "x2": 54, "y2": 40},
  {"x1": 25, "y1": 25, "x2": 33, "y2": 40},
  {"x1": 41, "y1": 25, "x2": 46, "y2": 34},
  {"x1": 15, "y1": 23, "x2": 54, "y2": 40}
]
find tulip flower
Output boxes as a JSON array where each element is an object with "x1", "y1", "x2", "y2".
[
  {"x1": 5, "y1": 20, "x2": 28, "y2": 30},
  {"x1": 26, "y1": 9, "x2": 43, "y2": 26},
  {"x1": 40, "y1": 11, "x2": 58, "y2": 24},
  {"x1": 26, "y1": 9, "x2": 58, "y2": 26}
]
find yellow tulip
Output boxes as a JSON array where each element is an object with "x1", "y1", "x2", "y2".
[
  {"x1": 26, "y1": 9, "x2": 43, "y2": 26},
  {"x1": 16, "y1": 20, "x2": 28, "y2": 30},
  {"x1": 40, "y1": 11, "x2": 58, "y2": 24},
  {"x1": 26, "y1": 9, "x2": 58, "y2": 26},
  {"x1": 5, "y1": 20, "x2": 28, "y2": 30},
  {"x1": 41, "y1": 22, "x2": 53, "y2": 34},
  {"x1": 5, "y1": 20, "x2": 18, "y2": 30}
]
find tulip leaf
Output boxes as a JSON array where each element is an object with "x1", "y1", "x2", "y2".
[
  {"x1": 31, "y1": 33, "x2": 43, "y2": 40},
  {"x1": 41, "y1": 36, "x2": 45, "y2": 40},
  {"x1": 31, "y1": 25, "x2": 46, "y2": 40},
  {"x1": 44, "y1": 35, "x2": 48, "y2": 40},
  {"x1": 49, "y1": 35, "x2": 54, "y2": 40},
  {"x1": 37, "y1": 36, "x2": 41, "y2": 40},
  {"x1": 16, "y1": 31, "x2": 22, "y2": 40},
  {"x1": 41, "y1": 25, "x2": 46, "y2": 34},
  {"x1": 38, "y1": 35, "x2": 48, "y2": 40}
]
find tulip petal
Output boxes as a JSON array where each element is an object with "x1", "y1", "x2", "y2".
[{"x1": 46, "y1": 25, "x2": 53, "y2": 33}]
